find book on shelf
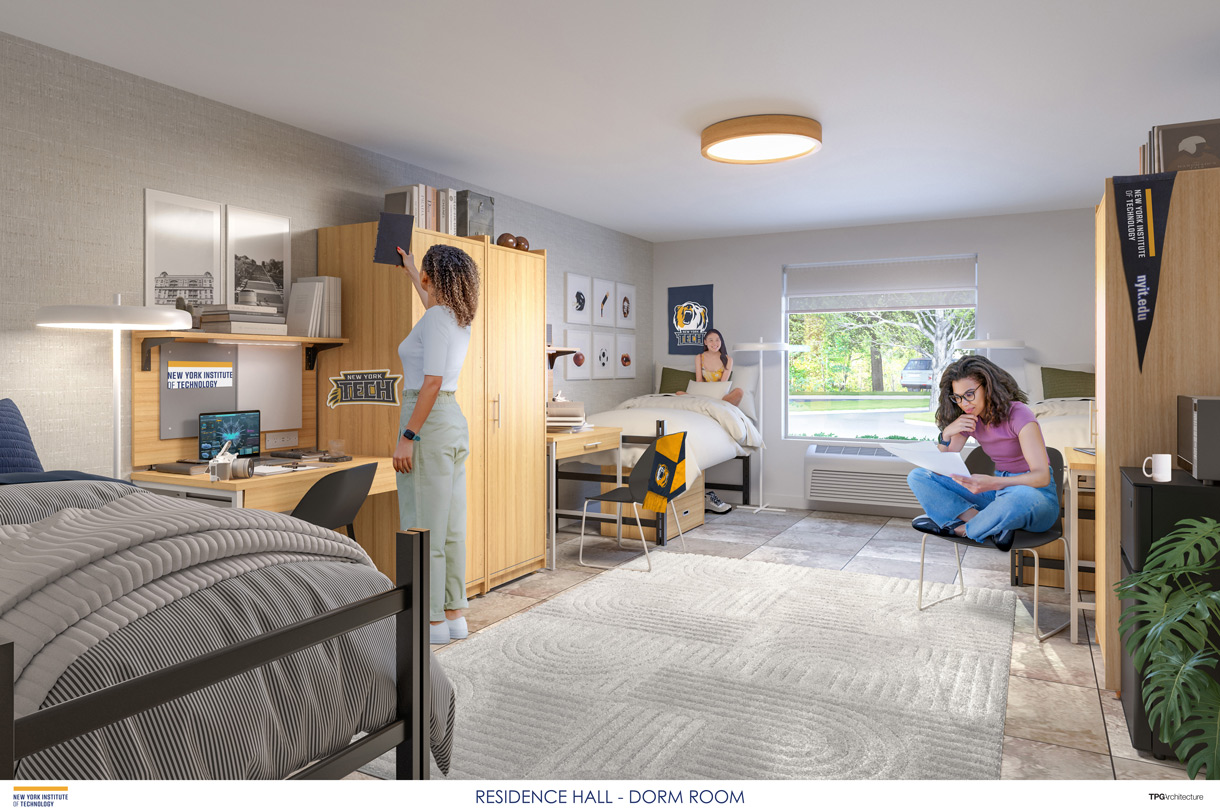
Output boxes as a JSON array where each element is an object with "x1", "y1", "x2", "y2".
[
  {"x1": 286, "y1": 276, "x2": 342, "y2": 338},
  {"x1": 1141, "y1": 118, "x2": 1220, "y2": 173},
  {"x1": 204, "y1": 322, "x2": 290, "y2": 335},
  {"x1": 546, "y1": 421, "x2": 593, "y2": 433},
  {"x1": 199, "y1": 303, "x2": 278, "y2": 315},
  {"x1": 200, "y1": 312, "x2": 286, "y2": 324}
]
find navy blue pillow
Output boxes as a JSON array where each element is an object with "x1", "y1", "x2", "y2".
[{"x1": 0, "y1": 398, "x2": 44, "y2": 474}]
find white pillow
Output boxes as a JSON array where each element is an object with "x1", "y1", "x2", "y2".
[
  {"x1": 728, "y1": 363, "x2": 759, "y2": 421},
  {"x1": 687, "y1": 380, "x2": 731, "y2": 398}
]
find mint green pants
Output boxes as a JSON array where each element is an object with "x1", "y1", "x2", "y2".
[{"x1": 397, "y1": 390, "x2": 469, "y2": 622}]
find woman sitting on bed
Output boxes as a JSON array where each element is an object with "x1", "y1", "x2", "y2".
[
  {"x1": 679, "y1": 328, "x2": 744, "y2": 408},
  {"x1": 907, "y1": 356, "x2": 1058, "y2": 550}
]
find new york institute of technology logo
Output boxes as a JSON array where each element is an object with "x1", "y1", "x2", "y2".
[
  {"x1": 653, "y1": 463, "x2": 670, "y2": 489},
  {"x1": 671, "y1": 301, "x2": 708, "y2": 347},
  {"x1": 326, "y1": 369, "x2": 402, "y2": 409}
]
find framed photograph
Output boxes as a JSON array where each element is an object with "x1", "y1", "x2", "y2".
[
  {"x1": 592, "y1": 278, "x2": 616, "y2": 327},
  {"x1": 592, "y1": 331, "x2": 616, "y2": 380},
  {"x1": 564, "y1": 329, "x2": 591, "y2": 381},
  {"x1": 615, "y1": 334, "x2": 636, "y2": 379},
  {"x1": 565, "y1": 273, "x2": 591, "y2": 325},
  {"x1": 226, "y1": 206, "x2": 291, "y2": 315},
  {"x1": 615, "y1": 282, "x2": 636, "y2": 330},
  {"x1": 144, "y1": 189, "x2": 223, "y2": 308}
]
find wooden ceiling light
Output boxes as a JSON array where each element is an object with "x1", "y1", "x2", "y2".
[{"x1": 700, "y1": 114, "x2": 823, "y2": 164}]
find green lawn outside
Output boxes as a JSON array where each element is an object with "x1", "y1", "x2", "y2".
[
  {"x1": 903, "y1": 411, "x2": 937, "y2": 424},
  {"x1": 790, "y1": 399, "x2": 930, "y2": 412},
  {"x1": 790, "y1": 390, "x2": 924, "y2": 397}
]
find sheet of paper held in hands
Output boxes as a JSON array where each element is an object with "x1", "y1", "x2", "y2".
[{"x1": 880, "y1": 442, "x2": 971, "y2": 478}]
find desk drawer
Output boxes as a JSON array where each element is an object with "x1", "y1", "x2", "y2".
[{"x1": 552, "y1": 431, "x2": 620, "y2": 459}]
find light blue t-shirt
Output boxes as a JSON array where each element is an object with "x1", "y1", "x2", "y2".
[{"x1": 397, "y1": 305, "x2": 471, "y2": 392}]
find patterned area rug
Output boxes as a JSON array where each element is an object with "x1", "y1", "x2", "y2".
[{"x1": 365, "y1": 551, "x2": 1015, "y2": 780}]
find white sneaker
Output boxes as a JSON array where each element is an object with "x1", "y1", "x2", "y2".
[
  {"x1": 448, "y1": 616, "x2": 469, "y2": 640},
  {"x1": 705, "y1": 490, "x2": 733, "y2": 514},
  {"x1": 430, "y1": 623, "x2": 450, "y2": 645}
]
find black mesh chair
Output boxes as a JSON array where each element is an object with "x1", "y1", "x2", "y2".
[
  {"x1": 912, "y1": 446, "x2": 1070, "y2": 641},
  {"x1": 579, "y1": 435, "x2": 688, "y2": 573},
  {"x1": 289, "y1": 462, "x2": 378, "y2": 542}
]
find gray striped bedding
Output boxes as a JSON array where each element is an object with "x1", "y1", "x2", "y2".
[{"x1": 2, "y1": 482, "x2": 454, "y2": 779}]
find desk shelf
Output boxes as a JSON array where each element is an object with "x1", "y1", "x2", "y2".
[{"x1": 136, "y1": 331, "x2": 349, "y2": 371}]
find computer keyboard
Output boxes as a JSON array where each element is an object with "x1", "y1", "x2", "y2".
[{"x1": 270, "y1": 448, "x2": 323, "y2": 459}]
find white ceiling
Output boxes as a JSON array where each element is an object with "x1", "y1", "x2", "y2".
[{"x1": 4, "y1": 0, "x2": 1220, "y2": 243}]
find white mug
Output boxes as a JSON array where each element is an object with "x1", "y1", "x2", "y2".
[{"x1": 1143, "y1": 453, "x2": 1172, "y2": 482}]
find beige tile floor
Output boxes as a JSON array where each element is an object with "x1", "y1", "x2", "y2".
[{"x1": 416, "y1": 507, "x2": 1204, "y2": 781}]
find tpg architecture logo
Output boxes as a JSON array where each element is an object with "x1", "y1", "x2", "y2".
[{"x1": 11, "y1": 785, "x2": 68, "y2": 809}]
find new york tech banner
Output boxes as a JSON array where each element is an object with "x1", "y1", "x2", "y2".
[
  {"x1": 668, "y1": 284, "x2": 713, "y2": 354},
  {"x1": 1113, "y1": 172, "x2": 1176, "y2": 371}
]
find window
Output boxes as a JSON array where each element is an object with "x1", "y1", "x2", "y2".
[{"x1": 783, "y1": 255, "x2": 977, "y2": 441}]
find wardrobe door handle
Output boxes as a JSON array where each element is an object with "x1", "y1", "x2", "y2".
[{"x1": 492, "y1": 394, "x2": 501, "y2": 427}]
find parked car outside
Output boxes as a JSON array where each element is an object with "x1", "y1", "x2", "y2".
[{"x1": 900, "y1": 358, "x2": 934, "y2": 391}]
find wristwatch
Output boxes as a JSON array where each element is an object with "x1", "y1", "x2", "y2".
[
  {"x1": 938, "y1": 432, "x2": 951, "y2": 447},
  {"x1": 402, "y1": 428, "x2": 420, "y2": 442}
]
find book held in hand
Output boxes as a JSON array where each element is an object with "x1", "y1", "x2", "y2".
[{"x1": 374, "y1": 212, "x2": 414, "y2": 265}]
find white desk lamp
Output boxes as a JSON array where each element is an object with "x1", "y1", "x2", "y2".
[
  {"x1": 35, "y1": 295, "x2": 191, "y2": 478},
  {"x1": 953, "y1": 336, "x2": 1025, "y2": 358},
  {"x1": 734, "y1": 337, "x2": 810, "y2": 513}
]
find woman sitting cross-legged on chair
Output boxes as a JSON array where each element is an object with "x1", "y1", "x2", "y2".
[{"x1": 907, "y1": 356, "x2": 1058, "y2": 550}]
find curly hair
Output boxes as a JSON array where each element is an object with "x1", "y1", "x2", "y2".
[
  {"x1": 422, "y1": 245, "x2": 480, "y2": 328},
  {"x1": 934, "y1": 355, "x2": 1027, "y2": 431}
]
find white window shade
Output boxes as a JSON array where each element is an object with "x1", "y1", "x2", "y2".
[{"x1": 785, "y1": 254, "x2": 977, "y2": 312}]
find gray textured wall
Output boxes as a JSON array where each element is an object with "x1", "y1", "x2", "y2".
[{"x1": 0, "y1": 32, "x2": 652, "y2": 475}]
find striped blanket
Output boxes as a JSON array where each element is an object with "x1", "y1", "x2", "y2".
[{"x1": 1, "y1": 479, "x2": 453, "y2": 779}]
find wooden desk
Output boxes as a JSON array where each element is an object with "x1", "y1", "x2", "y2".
[
  {"x1": 546, "y1": 426, "x2": 622, "y2": 569},
  {"x1": 131, "y1": 456, "x2": 399, "y2": 572},
  {"x1": 1064, "y1": 447, "x2": 1098, "y2": 644}
]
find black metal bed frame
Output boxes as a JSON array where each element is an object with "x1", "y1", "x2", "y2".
[
  {"x1": 554, "y1": 420, "x2": 752, "y2": 545},
  {"x1": 2, "y1": 530, "x2": 432, "y2": 781}
]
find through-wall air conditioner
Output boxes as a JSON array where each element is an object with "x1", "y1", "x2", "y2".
[{"x1": 804, "y1": 443, "x2": 924, "y2": 515}]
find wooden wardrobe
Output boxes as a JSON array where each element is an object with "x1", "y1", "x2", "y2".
[
  {"x1": 1094, "y1": 166, "x2": 1220, "y2": 691},
  {"x1": 317, "y1": 222, "x2": 546, "y2": 595}
]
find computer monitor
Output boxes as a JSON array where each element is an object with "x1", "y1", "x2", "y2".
[{"x1": 198, "y1": 410, "x2": 261, "y2": 460}]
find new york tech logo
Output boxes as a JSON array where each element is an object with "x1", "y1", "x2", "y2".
[
  {"x1": 653, "y1": 462, "x2": 670, "y2": 489},
  {"x1": 326, "y1": 370, "x2": 402, "y2": 409},
  {"x1": 671, "y1": 301, "x2": 708, "y2": 347}
]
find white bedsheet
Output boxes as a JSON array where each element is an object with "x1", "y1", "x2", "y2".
[
  {"x1": 1029, "y1": 398, "x2": 1093, "y2": 456},
  {"x1": 573, "y1": 394, "x2": 760, "y2": 485}
]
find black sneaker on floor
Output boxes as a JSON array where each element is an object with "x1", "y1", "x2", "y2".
[{"x1": 705, "y1": 490, "x2": 733, "y2": 514}]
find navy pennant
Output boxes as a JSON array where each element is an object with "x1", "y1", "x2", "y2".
[{"x1": 1113, "y1": 172, "x2": 1176, "y2": 371}]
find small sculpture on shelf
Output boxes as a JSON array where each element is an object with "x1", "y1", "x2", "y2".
[
  {"x1": 496, "y1": 233, "x2": 517, "y2": 248},
  {"x1": 515, "y1": 235, "x2": 530, "y2": 251}
]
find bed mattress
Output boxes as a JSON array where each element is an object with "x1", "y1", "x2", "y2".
[{"x1": 1, "y1": 476, "x2": 454, "y2": 779}]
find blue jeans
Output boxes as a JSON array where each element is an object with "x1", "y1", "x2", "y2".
[{"x1": 906, "y1": 468, "x2": 1059, "y2": 541}]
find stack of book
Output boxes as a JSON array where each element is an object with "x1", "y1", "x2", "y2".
[
  {"x1": 199, "y1": 304, "x2": 288, "y2": 335},
  {"x1": 546, "y1": 400, "x2": 589, "y2": 433},
  {"x1": 384, "y1": 184, "x2": 459, "y2": 234},
  {"x1": 1140, "y1": 118, "x2": 1220, "y2": 173},
  {"x1": 286, "y1": 276, "x2": 342, "y2": 338}
]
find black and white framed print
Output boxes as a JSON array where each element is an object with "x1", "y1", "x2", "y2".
[
  {"x1": 615, "y1": 282, "x2": 636, "y2": 330},
  {"x1": 144, "y1": 189, "x2": 223, "y2": 308},
  {"x1": 565, "y1": 273, "x2": 591, "y2": 325},
  {"x1": 592, "y1": 331, "x2": 616, "y2": 380},
  {"x1": 564, "y1": 329, "x2": 591, "y2": 381},
  {"x1": 615, "y1": 333, "x2": 636, "y2": 379},
  {"x1": 226, "y1": 207, "x2": 291, "y2": 316},
  {"x1": 592, "y1": 278, "x2": 616, "y2": 327}
]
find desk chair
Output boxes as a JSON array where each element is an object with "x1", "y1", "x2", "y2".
[
  {"x1": 913, "y1": 446, "x2": 1070, "y2": 642},
  {"x1": 290, "y1": 463, "x2": 378, "y2": 542},
  {"x1": 579, "y1": 433, "x2": 689, "y2": 573}
]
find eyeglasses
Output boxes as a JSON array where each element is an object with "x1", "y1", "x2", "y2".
[{"x1": 949, "y1": 387, "x2": 980, "y2": 405}]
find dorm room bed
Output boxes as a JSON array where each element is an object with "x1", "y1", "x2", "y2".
[
  {"x1": 0, "y1": 470, "x2": 453, "y2": 780},
  {"x1": 563, "y1": 386, "x2": 763, "y2": 540}
]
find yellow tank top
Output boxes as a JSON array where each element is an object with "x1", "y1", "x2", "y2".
[{"x1": 705, "y1": 367, "x2": 724, "y2": 382}]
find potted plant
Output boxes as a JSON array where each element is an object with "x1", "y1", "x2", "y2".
[{"x1": 1117, "y1": 517, "x2": 1220, "y2": 780}]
